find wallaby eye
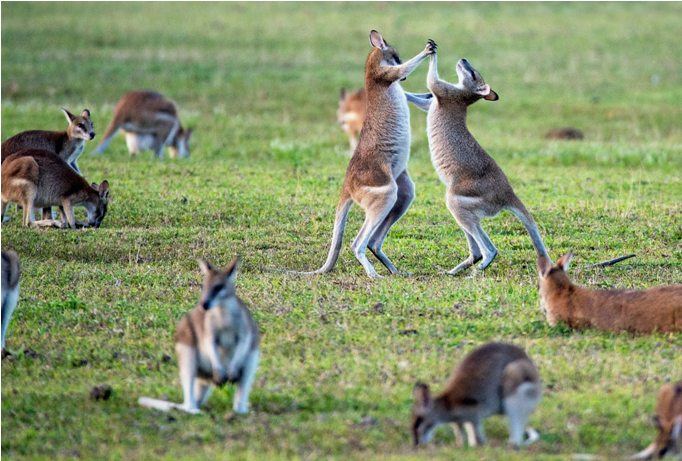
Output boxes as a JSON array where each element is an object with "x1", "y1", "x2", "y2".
[{"x1": 78, "y1": 123, "x2": 86, "y2": 129}]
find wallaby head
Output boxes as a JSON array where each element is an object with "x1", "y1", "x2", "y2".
[
  {"x1": 369, "y1": 30, "x2": 403, "y2": 72},
  {"x1": 537, "y1": 252, "x2": 574, "y2": 325},
  {"x1": 337, "y1": 88, "x2": 366, "y2": 147},
  {"x1": 452, "y1": 58, "x2": 499, "y2": 104},
  {"x1": 411, "y1": 382, "x2": 442, "y2": 446},
  {"x1": 87, "y1": 180, "x2": 110, "y2": 228},
  {"x1": 198, "y1": 256, "x2": 239, "y2": 310},
  {"x1": 169, "y1": 127, "x2": 192, "y2": 159},
  {"x1": 63, "y1": 108, "x2": 95, "y2": 141}
]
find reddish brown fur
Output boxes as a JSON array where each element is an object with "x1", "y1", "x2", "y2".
[
  {"x1": 652, "y1": 382, "x2": 682, "y2": 457},
  {"x1": 337, "y1": 88, "x2": 367, "y2": 150},
  {"x1": 538, "y1": 253, "x2": 682, "y2": 333},
  {"x1": 1, "y1": 149, "x2": 109, "y2": 228}
]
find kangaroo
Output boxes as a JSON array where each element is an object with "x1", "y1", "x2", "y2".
[
  {"x1": 139, "y1": 257, "x2": 260, "y2": 414},
  {"x1": 337, "y1": 87, "x2": 367, "y2": 153},
  {"x1": 1, "y1": 108, "x2": 95, "y2": 172},
  {"x1": 538, "y1": 252, "x2": 682, "y2": 333},
  {"x1": 1, "y1": 250, "x2": 20, "y2": 356},
  {"x1": 1, "y1": 149, "x2": 109, "y2": 229},
  {"x1": 295, "y1": 31, "x2": 436, "y2": 278},
  {"x1": 632, "y1": 381, "x2": 682, "y2": 459},
  {"x1": 95, "y1": 90, "x2": 192, "y2": 159},
  {"x1": 417, "y1": 51, "x2": 549, "y2": 275},
  {"x1": 411, "y1": 342, "x2": 542, "y2": 448}
]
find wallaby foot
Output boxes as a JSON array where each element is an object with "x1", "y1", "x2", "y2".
[
  {"x1": 448, "y1": 254, "x2": 483, "y2": 275},
  {"x1": 477, "y1": 249, "x2": 498, "y2": 271},
  {"x1": 30, "y1": 219, "x2": 61, "y2": 229}
]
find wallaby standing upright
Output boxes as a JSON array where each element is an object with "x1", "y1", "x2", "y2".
[
  {"x1": 337, "y1": 87, "x2": 367, "y2": 153},
  {"x1": 1, "y1": 149, "x2": 109, "y2": 229},
  {"x1": 418, "y1": 50, "x2": 550, "y2": 274},
  {"x1": 631, "y1": 381, "x2": 682, "y2": 460},
  {"x1": 1, "y1": 250, "x2": 20, "y2": 356},
  {"x1": 296, "y1": 31, "x2": 436, "y2": 278},
  {"x1": 538, "y1": 252, "x2": 682, "y2": 333},
  {"x1": 95, "y1": 90, "x2": 192, "y2": 159},
  {"x1": 139, "y1": 257, "x2": 260, "y2": 414},
  {"x1": 1, "y1": 108, "x2": 95, "y2": 220},
  {"x1": 411, "y1": 342, "x2": 542, "y2": 448}
]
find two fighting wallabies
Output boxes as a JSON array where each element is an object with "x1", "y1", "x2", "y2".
[
  {"x1": 139, "y1": 257, "x2": 260, "y2": 415},
  {"x1": 299, "y1": 30, "x2": 437, "y2": 278},
  {"x1": 95, "y1": 90, "x2": 192, "y2": 159},
  {"x1": 411, "y1": 342, "x2": 542, "y2": 448}
]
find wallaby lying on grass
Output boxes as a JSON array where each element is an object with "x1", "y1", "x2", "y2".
[
  {"x1": 139, "y1": 257, "x2": 260, "y2": 414},
  {"x1": 1, "y1": 149, "x2": 109, "y2": 229},
  {"x1": 631, "y1": 381, "x2": 682, "y2": 460},
  {"x1": 1, "y1": 108, "x2": 95, "y2": 172},
  {"x1": 1, "y1": 108, "x2": 95, "y2": 220},
  {"x1": 337, "y1": 87, "x2": 366, "y2": 153},
  {"x1": 296, "y1": 31, "x2": 436, "y2": 278},
  {"x1": 411, "y1": 342, "x2": 541, "y2": 448},
  {"x1": 1, "y1": 250, "x2": 20, "y2": 356},
  {"x1": 420, "y1": 51, "x2": 549, "y2": 275},
  {"x1": 95, "y1": 90, "x2": 192, "y2": 159},
  {"x1": 538, "y1": 252, "x2": 682, "y2": 333}
]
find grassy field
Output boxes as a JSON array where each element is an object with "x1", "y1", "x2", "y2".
[{"x1": 1, "y1": 2, "x2": 681, "y2": 460}]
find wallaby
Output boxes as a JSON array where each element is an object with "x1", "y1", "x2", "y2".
[
  {"x1": 415, "y1": 51, "x2": 549, "y2": 274},
  {"x1": 139, "y1": 257, "x2": 260, "y2": 414},
  {"x1": 1, "y1": 250, "x2": 20, "y2": 356},
  {"x1": 95, "y1": 90, "x2": 192, "y2": 159},
  {"x1": 295, "y1": 31, "x2": 436, "y2": 278},
  {"x1": 538, "y1": 252, "x2": 682, "y2": 333},
  {"x1": 632, "y1": 381, "x2": 682, "y2": 460},
  {"x1": 411, "y1": 342, "x2": 542, "y2": 448},
  {"x1": 1, "y1": 108, "x2": 95, "y2": 172},
  {"x1": 337, "y1": 87, "x2": 367, "y2": 153},
  {"x1": 1, "y1": 149, "x2": 109, "y2": 229},
  {"x1": 1, "y1": 108, "x2": 95, "y2": 220}
]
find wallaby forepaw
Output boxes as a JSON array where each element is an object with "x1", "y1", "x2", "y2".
[{"x1": 426, "y1": 39, "x2": 437, "y2": 54}]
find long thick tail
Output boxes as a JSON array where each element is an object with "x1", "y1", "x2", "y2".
[
  {"x1": 93, "y1": 118, "x2": 121, "y2": 155},
  {"x1": 292, "y1": 193, "x2": 353, "y2": 275},
  {"x1": 508, "y1": 200, "x2": 550, "y2": 261},
  {"x1": 137, "y1": 396, "x2": 200, "y2": 413},
  {"x1": 629, "y1": 442, "x2": 656, "y2": 460}
]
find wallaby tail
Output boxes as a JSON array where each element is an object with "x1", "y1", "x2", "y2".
[
  {"x1": 508, "y1": 200, "x2": 550, "y2": 261},
  {"x1": 93, "y1": 117, "x2": 121, "y2": 155},
  {"x1": 138, "y1": 396, "x2": 187, "y2": 412},
  {"x1": 290, "y1": 193, "x2": 353, "y2": 275},
  {"x1": 629, "y1": 443, "x2": 656, "y2": 460}
]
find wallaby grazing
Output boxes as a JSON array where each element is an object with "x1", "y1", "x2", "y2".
[
  {"x1": 411, "y1": 342, "x2": 542, "y2": 448},
  {"x1": 1, "y1": 149, "x2": 110, "y2": 229},
  {"x1": 1, "y1": 108, "x2": 95, "y2": 172},
  {"x1": 1, "y1": 250, "x2": 20, "y2": 356},
  {"x1": 538, "y1": 252, "x2": 682, "y2": 333},
  {"x1": 295, "y1": 31, "x2": 436, "y2": 278},
  {"x1": 95, "y1": 90, "x2": 192, "y2": 159},
  {"x1": 631, "y1": 381, "x2": 682, "y2": 460},
  {"x1": 419, "y1": 51, "x2": 550, "y2": 275},
  {"x1": 337, "y1": 87, "x2": 367, "y2": 153},
  {"x1": 138, "y1": 257, "x2": 260, "y2": 414}
]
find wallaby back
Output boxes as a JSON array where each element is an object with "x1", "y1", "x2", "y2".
[{"x1": 538, "y1": 253, "x2": 682, "y2": 333}]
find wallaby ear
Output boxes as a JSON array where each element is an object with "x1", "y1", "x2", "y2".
[
  {"x1": 62, "y1": 107, "x2": 76, "y2": 123},
  {"x1": 81, "y1": 109, "x2": 91, "y2": 118},
  {"x1": 483, "y1": 89, "x2": 499, "y2": 101},
  {"x1": 339, "y1": 88, "x2": 347, "y2": 101},
  {"x1": 99, "y1": 180, "x2": 109, "y2": 199},
  {"x1": 198, "y1": 259, "x2": 214, "y2": 276},
  {"x1": 91, "y1": 182, "x2": 99, "y2": 190},
  {"x1": 224, "y1": 256, "x2": 240, "y2": 284},
  {"x1": 538, "y1": 255, "x2": 552, "y2": 277},
  {"x1": 557, "y1": 252, "x2": 574, "y2": 272},
  {"x1": 413, "y1": 382, "x2": 431, "y2": 408},
  {"x1": 369, "y1": 30, "x2": 387, "y2": 50}
]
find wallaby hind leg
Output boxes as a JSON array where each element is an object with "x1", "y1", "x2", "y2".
[
  {"x1": 350, "y1": 184, "x2": 398, "y2": 278},
  {"x1": 367, "y1": 171, "x2": 415, "y2": 274},
  {"x1": 446, "y1": 196, "x2": 497, "y2": 274},
  {"x1": 21, "y1": 194, "x2": 36, "y2": 228},
  {"x1": 1, "y1": 200, "x2": 9, "y2": 222},
  {"x1": 448, "y1": 231, "x2": 483, "y2": 275},
  {"x1": 194, "y1": 380, "x2": 212, "y2": 408},
  {"x1": 175, "y1": 343, "x2": 200, "y2": 413},
  {"x1": 233, "y1": 350, "x2": 259, "y2": 414},
  {"x1": 504, "y1": 381, "x2": 542, "y2": 447}
]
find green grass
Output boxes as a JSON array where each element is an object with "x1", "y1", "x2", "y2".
[{"x1": 1, "y1": 2, "x2": 681, "y2": 460}]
